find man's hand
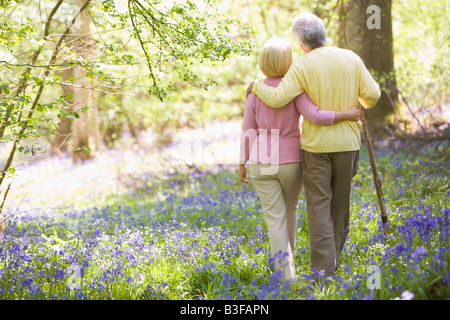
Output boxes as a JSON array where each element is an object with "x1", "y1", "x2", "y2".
[
  {"x1": 333, "y1": 105, "x2": 361, "y2": 123},
  {"x1": 238, "y1": 164, "x2": 249, "y2": 184},
  {"x1": 246, "y1": 81, "x2": 255, "y2": 98},
  {"x1": 346, "y1": 105, "x2": 361, "y2": 121}
]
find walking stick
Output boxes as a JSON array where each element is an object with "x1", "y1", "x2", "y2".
[{"x1": 360, "y1": 109, "x2": 390, "y2": 237}]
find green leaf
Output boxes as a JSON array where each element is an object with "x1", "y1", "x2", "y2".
[{"x1": 2, "y1": 84, "x2": 9, "y2": 94}]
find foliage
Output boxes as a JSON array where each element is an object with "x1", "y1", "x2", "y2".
[
  {"x1": 391, "y1": 0, "x2": 449, "y2": 126},
  {"x1": 0, "y1": 141, "x2": 448, "y2": 300},
  {"x1": 0, "y1": 0, "x2": 254, "y2": 195}
]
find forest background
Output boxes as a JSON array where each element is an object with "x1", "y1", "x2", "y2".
[{"x1": 0, "y1": 0, "x2": 448, "y2": 301}]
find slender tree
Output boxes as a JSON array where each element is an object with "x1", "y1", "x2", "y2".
[
  {"x1": 51, "y1": 66, "x2": 74, "y2": 156},
  {"x1": 72, "y1": 0, "x2": 92, "y2": 161}
]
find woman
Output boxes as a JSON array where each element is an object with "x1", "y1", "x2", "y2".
[{"x1": 239, "y1": 37, "x2": 360, "y2": 280}]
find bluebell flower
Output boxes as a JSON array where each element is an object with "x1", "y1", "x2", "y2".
[
  {"x1": 343, "y1": 264, "x2": 352, "y2": 274},
  {"x1": 392, "y1": 242, "x2": 408, "y2": 256},
  {"x1": 55, "y1": 269, "x2": 65, "y2": 280},
  {"x1": 342, "y1": 281, "x2": 350, "y2": 291},
  {"x1": 306, "y1": 293, "x2": 315, "y2": 300},
  {"x1": 21, "y1": 278, "x2": 33, "y2": 287},
  {"x1": 410, "y1": 246, "x2": 426, "y2": 261},
  {"x1": 390, "y1": 266, "x2": 399, "y2": 276},
  {"x1": 443, "y1": 271, "x2": 450, "y2": 286}
]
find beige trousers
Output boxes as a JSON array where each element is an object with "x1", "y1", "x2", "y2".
[
  {"x1": 250, "y1": 162, "x2": 302, "y2": 280},
  {"x1": 301, "y1": 150, "x2": 359, "y2": 278}
]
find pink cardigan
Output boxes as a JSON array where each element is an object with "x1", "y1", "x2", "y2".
[{"x1": 240, "y1": 77, "x2": 335, "y2": 165}]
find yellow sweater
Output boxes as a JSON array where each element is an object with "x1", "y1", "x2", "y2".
[{"x1": 252, "y1": 46, "x2": 381, "y2": 153}]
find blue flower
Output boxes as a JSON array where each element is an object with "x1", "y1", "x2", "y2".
[
  {"x1": 306, "y1": 293, "x2": 315, "y2": 300},
  {"x1": 410, "y1": 246, "x2": 427, "y2": 261},
  {"x1": 342, "y1": 281, "x2": 350, "y2": 291},
  {"x1": 21, "y1": 278, "x2": 33, "y2": 287},
  {"x1": 392, "y1": 242, "x2": 408, "y2": 256},
  {"x1": 390, "y1": 266, "x2": 399, "y2": 276},
  {"x1": 443, "y1": 271, "x2": 450, "y2": 286}
]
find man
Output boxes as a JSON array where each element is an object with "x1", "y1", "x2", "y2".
[{"x1": 248, "y1": 13, "x2": 381, "y2": 278}]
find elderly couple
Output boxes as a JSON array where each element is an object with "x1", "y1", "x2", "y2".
[{"x1": 239, "y1": 13, "x2": 380, "y2": 280}]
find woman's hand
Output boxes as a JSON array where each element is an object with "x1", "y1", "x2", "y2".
[{"x1": 239, "y1": 164, "x2": 249, "y2": 184}]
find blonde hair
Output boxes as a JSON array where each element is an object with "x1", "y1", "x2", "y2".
[{"x1": 259, "y1": 37, "x2": 293, "y2": 78}]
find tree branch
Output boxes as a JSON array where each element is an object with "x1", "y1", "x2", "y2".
[
  {"x1": 0, "y1": 0, "x2": 92, "y2": 188},
  {"x1": 128, "y1": 0, "x2": 162, "y2": 101},
  {"x1": 0, "y1": 0, "x2": 64, "y2": 140}
]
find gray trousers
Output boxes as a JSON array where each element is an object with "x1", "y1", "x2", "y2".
[{"x1": 301, "y1": 150, "x2": 359, "y2": 278}]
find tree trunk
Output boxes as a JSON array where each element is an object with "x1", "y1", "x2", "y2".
[
  {"x1": 339, "y1": 0, "x2": 397, "y2": 137},
  {"x1": 51, "y1": 67, "x2": 73, "y2": 156},
  {"x1": 91, "y1": 88, "x2": 102, "y2": 153},
  {"x1": 72, "y1": 0, "x2": 92, "y2": 162}
]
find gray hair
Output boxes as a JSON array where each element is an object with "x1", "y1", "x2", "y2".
[{"x1": 291, "y1": 13, "x2": 327, "y2": 50}]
